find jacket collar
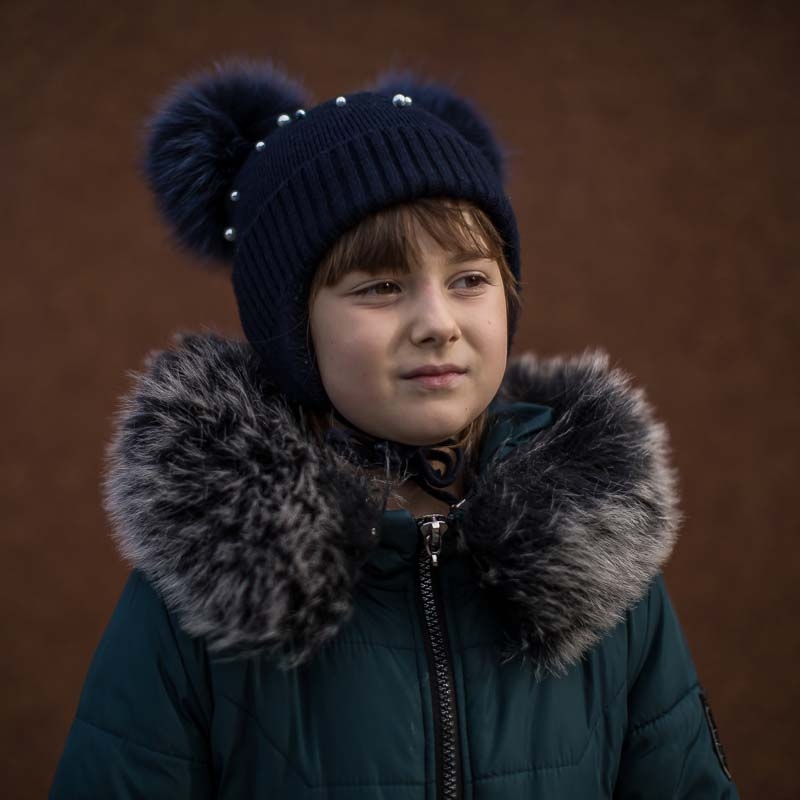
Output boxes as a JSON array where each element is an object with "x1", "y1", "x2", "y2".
[{"x1": 104, "y1": 331, "x2": 680, "y2": 677}]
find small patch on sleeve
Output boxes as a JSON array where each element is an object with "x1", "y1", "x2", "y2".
[{"x1": 699, "y1": 687, "x2": 733, "y2": 781}]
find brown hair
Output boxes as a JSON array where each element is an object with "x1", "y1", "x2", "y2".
[
  {"x1": 307, "y1": 196, "x2": 520, "y2": 312},
  {"x1": 305, "y1": 196, "x2": 519, "y2": 480}
]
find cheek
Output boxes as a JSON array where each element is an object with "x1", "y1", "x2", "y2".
[
  {"x1": 480, "y1": 294, "x2": 509, "y2": 388},
  {"x1": 312, "y1": 313, "x2": 386, "y2": 395},
  {"x1": 316, "y1": 334, "x2": 356, "y2": 387},
  {"x1": 483, "y1": 293, "x2": 509, "y2": 352}
]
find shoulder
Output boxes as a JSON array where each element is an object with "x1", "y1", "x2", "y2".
[
  {"x1": 104, "y1": 568, "x2": 183, "y2": 639},
  {"x1": 623, "y1": 573, "x2": 702, "y2": 720},
  {"x1": 86, "y1": 569, "x2": 212, "y2": 701},
  {"x1": 50, "y1": 570, "x2": 214, "y2": 795}
]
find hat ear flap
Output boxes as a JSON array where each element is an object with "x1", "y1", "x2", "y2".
[
  {"x1": 368, "y1": 69, "x2": 508, "y2": 184},
  {"x1": 143, "y1": 58, "x2": 311, "y2": 262}
]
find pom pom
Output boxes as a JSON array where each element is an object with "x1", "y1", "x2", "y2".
[
  {"x1": 143, "y1": 58, "x2": 310, "y2": 262},
  {"x1": 369, "y1": 69, "x2": 508, "y2": 184}
]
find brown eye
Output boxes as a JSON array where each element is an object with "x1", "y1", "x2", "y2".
[
  {"x1": 452, "y1": 273, "x2": 489, "y2": 290},
  {"x1": 355, "y1": 280, "x2": 401, "y2": 296}
]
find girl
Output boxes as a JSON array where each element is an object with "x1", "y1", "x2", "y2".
[{"x1": 50, "y1": 60, "x2": 738, "y2": 798}]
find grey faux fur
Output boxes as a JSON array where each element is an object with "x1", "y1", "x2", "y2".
[{"x1": 104, "y1": 331, "x2": 681, "y2": 677}]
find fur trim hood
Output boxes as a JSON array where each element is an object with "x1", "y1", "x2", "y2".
[{"x1": 104, "y1": 331, "x2": 681, "y2": 677}]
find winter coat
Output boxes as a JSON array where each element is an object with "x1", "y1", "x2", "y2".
[{"x1": 50, "y1": 332, "x2": 738, "y2": 799}]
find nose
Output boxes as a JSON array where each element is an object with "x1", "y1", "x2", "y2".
[{"x1": 408, "y1": 282, "x2": 461, "y2": 347}]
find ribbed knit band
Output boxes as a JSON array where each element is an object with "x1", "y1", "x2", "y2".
[{"x1": 229, "y1": 91, "x2": 520, "y2": 409}]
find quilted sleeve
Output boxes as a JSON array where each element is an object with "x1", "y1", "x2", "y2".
[
  {"x1": 49, "y1": 570, "x2": 214, "y2": 799},
  {"x1": 614, "y1": 573, "x2": 740, "y2": 799}
]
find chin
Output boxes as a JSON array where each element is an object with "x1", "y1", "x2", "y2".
[{"x1": 388, "y1": 414, "x2": 473, "y2": 447}]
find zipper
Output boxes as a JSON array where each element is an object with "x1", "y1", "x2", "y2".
[{"x1": 415, "y1": 507, "x2": 464, "y2": 800}]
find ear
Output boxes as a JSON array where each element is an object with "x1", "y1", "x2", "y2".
[
  {"x1": 142, "y1": 58, "x2": 311, "y2": 262},
  {"x1": 367, "y1": 68, "x2": 508, "y2": 184}
]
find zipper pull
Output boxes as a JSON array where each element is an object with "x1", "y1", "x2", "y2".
[
  {"x1": 416, "y1": 514, "x2": 448, "y2": 568},
  {"x1": 448, "y1": 496, "x2": 467, "y2": 523}
]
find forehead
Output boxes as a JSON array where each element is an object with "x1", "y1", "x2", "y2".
[
  {"x1": 370, "y1": 208, "x2": 490, "y2": 268},
  {"x1": 405, "y1": 214, "x2": 489, "y2": 257}
]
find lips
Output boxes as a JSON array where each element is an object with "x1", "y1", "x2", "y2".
[{"x1": 401, "y1": 364, "x2": 467, "y2": 379}]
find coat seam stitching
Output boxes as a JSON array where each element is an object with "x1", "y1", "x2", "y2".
[
  {"x1": 627, "y1": 680, "x2": 700, "y2": 739},
  {"x1": 471, "y1": 675, "x2": 628, "y2": 782},
  {"x1": 216, "y1": 692, "x2": 313, "y2": 787},
  {"x1": 73, "y1": 714, "x2": 209, "y2": 766},
  {"x1": 674, "y1": 700, "x2": 706, "y2": 792}
]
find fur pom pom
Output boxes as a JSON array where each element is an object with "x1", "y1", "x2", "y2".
[
  {"x1": 369, "y1": 69, "x2": 508, "y2": 183},
  {"x1": 143, "y1": 59, "x2": 310, "y2": 262}
]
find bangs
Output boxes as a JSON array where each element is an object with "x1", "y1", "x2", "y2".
[{"x1": 311, "y1": 197, "x2": 508, "y2": 295}]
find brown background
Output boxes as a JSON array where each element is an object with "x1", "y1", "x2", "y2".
[{"x1": 2, "y1": 1, "x2": 798, "y2": 797}]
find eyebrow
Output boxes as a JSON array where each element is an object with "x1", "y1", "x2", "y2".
[
  {"x1": 342, "y1": 249, "x2": 492, "y2": 283},
  {"x1": 446, "y1": 249, "x2": 493, "y2": 265}
]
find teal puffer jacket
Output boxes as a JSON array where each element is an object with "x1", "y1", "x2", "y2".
[{"x1": 51, "y1": 333, "x2": 738, "y2": 799}]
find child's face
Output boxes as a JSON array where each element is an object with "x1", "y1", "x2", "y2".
[{"x1": 309, "y1": 221, "x2": 508, "y2": 446}]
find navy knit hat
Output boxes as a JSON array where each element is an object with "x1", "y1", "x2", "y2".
[{"x1": 144, "y1": 59, "x2": 521, "y2": 409}]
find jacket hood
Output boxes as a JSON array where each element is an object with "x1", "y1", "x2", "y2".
[{"x1": 103, "y1": 331, "x2": 681, "y2": 678}]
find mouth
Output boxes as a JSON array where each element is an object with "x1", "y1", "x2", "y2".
[
  {"x1": 401, "y1": 366, "x2": 467, "y2": 390},
  {"x1": 401, "y1": 364, "x2": 467, "y2": 379}
]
